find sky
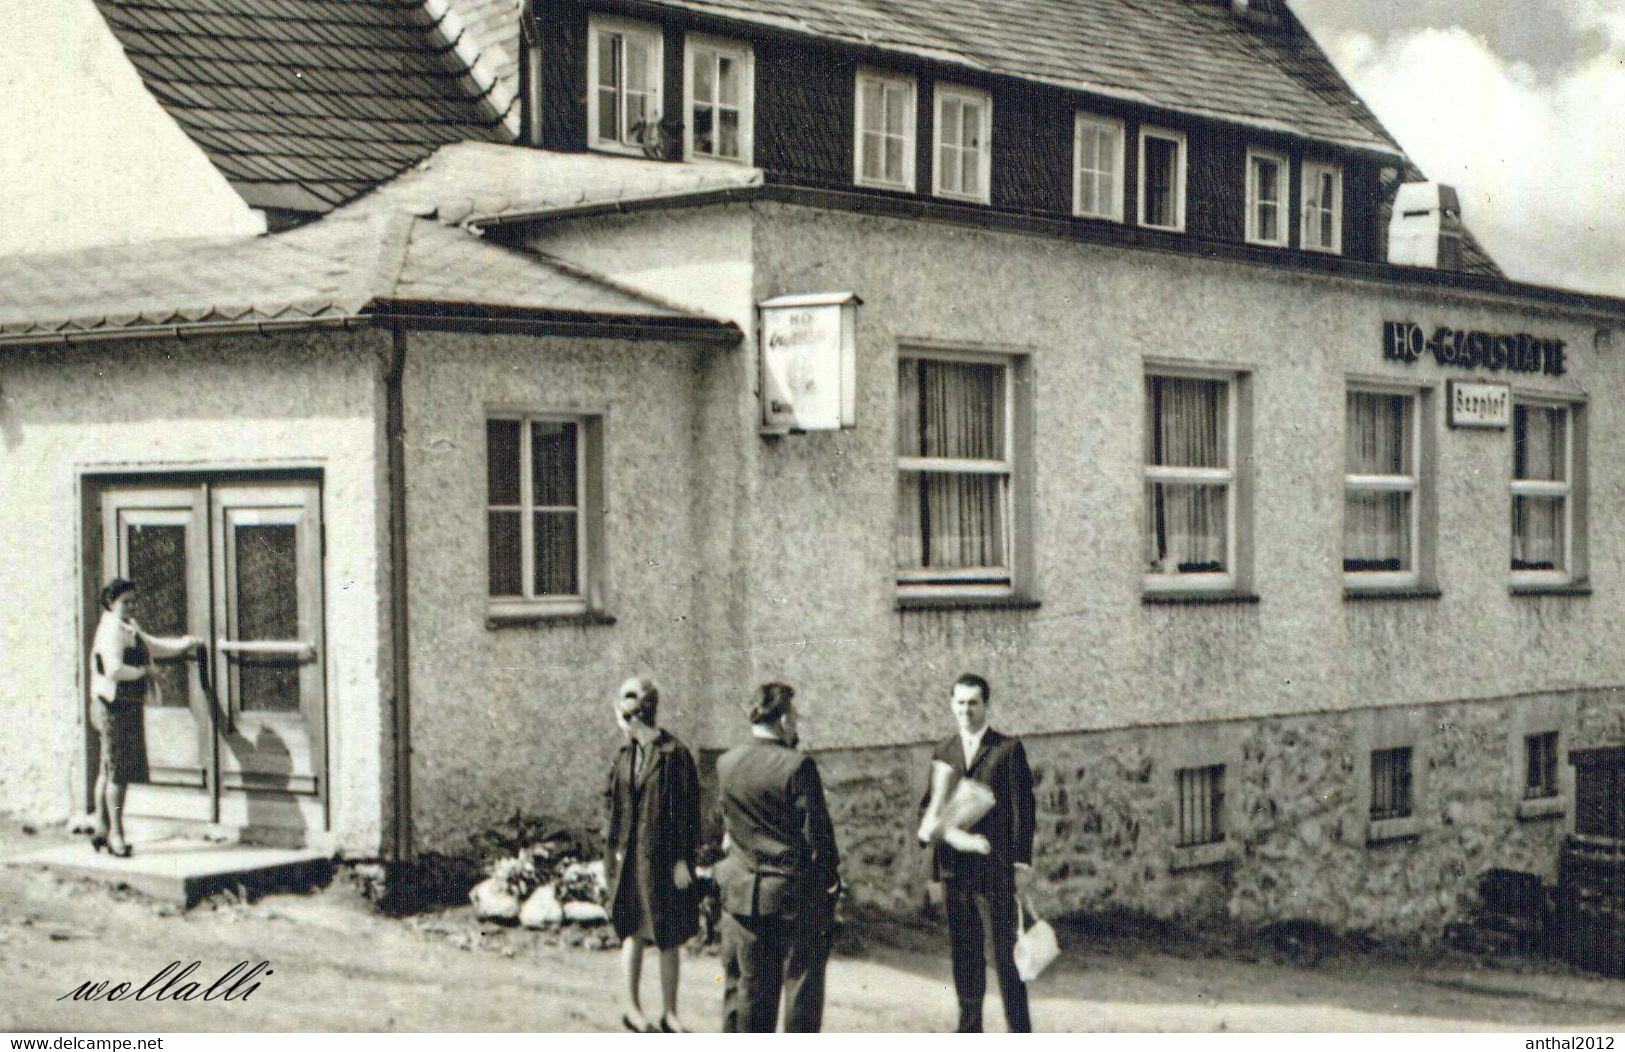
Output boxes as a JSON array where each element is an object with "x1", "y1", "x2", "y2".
[{"x1": 1, "y1": 0, "x2": 1621, "y2": 296}]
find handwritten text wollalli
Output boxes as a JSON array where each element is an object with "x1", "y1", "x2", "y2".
[{"x1": 57, "y1": 961, "x2": 273, "y2": 1003}]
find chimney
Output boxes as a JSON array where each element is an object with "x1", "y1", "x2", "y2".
[
  {"x1": 1387, "y1": 181, "x2": 1464, "y2": 271},
  {"x1": 1230, "y1": 0, "x2": 1249, "y2": 14}
]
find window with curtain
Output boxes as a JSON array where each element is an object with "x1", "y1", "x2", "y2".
[
  {"x1": 687, "y1": 37, "x2": 751, "y2": 162},
  {"x1": 488, "y1": 416, "x2": 586, "y2": 604},
  {"x1": 1246, "y1": 149, "x2": 1288, "y2": 246},
  {"x1": 1302, "y1": 161, "x2": 1343, "y2": 253},
  {"x1": 589, "y1": 17, "x2": 662, "y2": 153},
  {"x1": 934, "y1": 85, "x2": 991, "y2": 202},
  {"x1": 1145, "y1": 374, "x2": 1233, "y2": 585},
  {"x1": 897, "y1": 356, "x2": 1013, "y2": 591},
  {"x1": 856, "y1": 70, "x2": 915, "y2": 190},
  {"x1": 1344, "y1": 390, "x2": 1417, "y2": 581},
  {"x1": 1074, "y1": 113, "x2": 1123, "y2": 221},
  {"x1": 1512, "y1": 402, "x2": 1572, "y2": 577}
]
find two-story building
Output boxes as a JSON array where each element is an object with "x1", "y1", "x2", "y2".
[{"x1": 3, "y1": 0, "x2": 1623, "y2": 936}]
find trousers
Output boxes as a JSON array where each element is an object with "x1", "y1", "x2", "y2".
[
  {"x1": 720, "y1": 910, "x2": 831, "y2": 1032},
  {"x1": 945, "y1": 877, "x2": 1031, "y2": 1033}
]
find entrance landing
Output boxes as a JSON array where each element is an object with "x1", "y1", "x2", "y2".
[{"x1": 11, "y1": 837, "x2": 331, "y2": 907}]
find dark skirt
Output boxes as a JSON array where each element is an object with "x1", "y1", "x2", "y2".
[{"x1": 100, "y1": 701, "x2": 150, "y2": 785}]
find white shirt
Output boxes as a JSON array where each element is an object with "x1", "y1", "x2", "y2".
[{"x1": 960, "y1": 724, "x2": 989, "y2": 770}]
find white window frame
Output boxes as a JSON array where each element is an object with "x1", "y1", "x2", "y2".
[
  {"x1": 486, "y1": 413, "x2": 592, "y2": 617},
  {"x1": 1245, "y1": 147, "x2": 1290, "y2": 247},
  {"x1": 932, "y1": 83, "x2": 992, "y2": 203},
  {"x1": 683, "y1": 33, "x2": 753, "y2": 165},
  {"x1": 1301, "y1": 160, "x2": 1343, "y2": 254},
  {"x1": 1143, "y1": 367, "x2": 1239, "y2": 594},
  {"x1": 897, "y1": 349, "x2": 1018, "y2": 597},
  {"x1": 1511, "y1": 398, "x2": 1578, "y2": 587},
  {"x1": 1073, "y1": 112, "x2": 1124, "y2": 221},
  {"x1": 1137, "y1": 126, "x2": 1186, "y2": 232},
  {"x1": 1344, "y1": 385, "x2": 1423, "y2": 592},
  {"x1": 587, "y1": 14, "x2": 663, "y2": 157},
  {"x1": 854, "y1": 68, "x2": 917, "y2": 192}
]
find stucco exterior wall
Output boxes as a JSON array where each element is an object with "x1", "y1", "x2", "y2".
[
  {"x1": 399, "y1": 328, "x2": 724, "y2": 852},
  {"x1": 0, "y1": 331, "x2": 392, "y2": 854},
  {"x1": 734, "y1": 202, "x2": 1622, "y2": 750}
]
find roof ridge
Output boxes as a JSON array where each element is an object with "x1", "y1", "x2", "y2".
[{"x1": 421, "y1": 0, "x2": 520, "y2": 140}]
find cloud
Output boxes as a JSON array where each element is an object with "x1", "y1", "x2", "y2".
[{"x1": 1315, "y1": 19, "x2": 1625, "y2": 296}]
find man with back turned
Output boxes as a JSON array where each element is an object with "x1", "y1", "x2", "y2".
[
  {"x1": 920, "y1": 673, "x2": 1036, "y2": 1032},
  {"x1": 715, "y1": 682, "x2": 841, "y2": 1032}
]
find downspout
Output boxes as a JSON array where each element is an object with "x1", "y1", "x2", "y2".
[{"x1": 386, "y1": 325, "x2": 414, "y2": 861}]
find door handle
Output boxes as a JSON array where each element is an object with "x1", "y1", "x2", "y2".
[{"x1": 218, "y1": 640, "x2": 318, "y2": 663}]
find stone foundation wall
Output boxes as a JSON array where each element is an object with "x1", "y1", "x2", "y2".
[{"x1": 813, "y1": 689, "x2": 1625, "y2": 938}]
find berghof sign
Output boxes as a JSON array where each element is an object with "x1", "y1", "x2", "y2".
[
  {"x1": 1447, "y1": 380, "x2": 1511, "y2": 429},
  {"x1": 1384, "y1": 321, "x2": 1566, "y2": 377}
]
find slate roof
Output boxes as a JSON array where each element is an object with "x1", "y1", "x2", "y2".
[
  {"x1": 92, "y1": 0, "x2": 521, "y2": 216},
  {"x1": 636, "y1": 0, "x2": 1399, "y2": 154},
  {"x1": 0, "y1": 153, "x2": 740, "y2": 345}
]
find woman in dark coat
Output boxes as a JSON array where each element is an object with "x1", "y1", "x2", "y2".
[{"x1": 605, "y1": 676, "x2": 701, "y2": 1033}]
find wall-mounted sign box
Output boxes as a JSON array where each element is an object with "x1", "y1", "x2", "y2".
[
  {"x1": 759, "y1": 292, "x2": 860, "y2": 433},
  {"x1": 1448, "y1": 380, "x2": 1511, "y2": 429}
]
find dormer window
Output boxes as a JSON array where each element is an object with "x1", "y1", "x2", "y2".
[
  {"x1": 684, "y1": 35, "x2": 753, "y2": 164},
  {"x1": 1246, "y1": 148, "x2": 1289, "y2": 247},
  {"x1": 1138, "y1": 127, "x2": 1185, "y2": 231},
  {"x1": 1073, "y1": 113, "x2": 1124, "y2": 221},
  {"x1": 933, "y1": 84, "x2": 991, "y2": 203},
  {"x1": 1302, "y1": 161, "x2": 1344, "y2": 254},
  {"x1": 588, "y1": 15, "x2": 663, "y2": 156},
  {"x1": 855, "y1": 69, "x2": 916, "y2": 191}
]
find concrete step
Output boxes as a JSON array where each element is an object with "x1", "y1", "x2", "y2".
[{"x1": 9, "y1": 837, "x2": 332, "y2": 907}]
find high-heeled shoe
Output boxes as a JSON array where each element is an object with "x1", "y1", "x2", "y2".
[
  {"x1": 659, "y1": 1016, "x2": 689, "y2": 1034},
  {"x1": 106, "y1": 838, "x2": 133, "y2": 858},
  {"x1": 90, "y1": 834, "x2": 108, "y2": 854},
  {"x1": 621, "y1": 1013, "x2": 656, "y2": 1033}
]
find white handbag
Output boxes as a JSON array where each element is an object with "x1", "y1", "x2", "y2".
[{"x1": 1013, "y1": 896, "x2": 1059, "y2": 981}]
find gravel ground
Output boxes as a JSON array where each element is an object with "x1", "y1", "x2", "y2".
[{"x1": 3, "y1": 822, "x2": 1623, "y2": 1033}]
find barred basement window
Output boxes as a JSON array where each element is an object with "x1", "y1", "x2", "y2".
[
  {"x1": 1177, "y1": 764, "x2": 1225, "y2": 847},
  {"x1": 1369, "y1": 747, "x2": 1413, "y2": 821},
  {"x1": 1525, "y1": 732, "x2": 1560, "y2": 800}
]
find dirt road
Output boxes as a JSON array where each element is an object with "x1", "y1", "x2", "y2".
[{"x1": 3, "y1": 827, "x2": 1623, "y2": 1032}]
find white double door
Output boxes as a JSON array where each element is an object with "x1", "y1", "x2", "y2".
[{"x1": 98, "y1": 479, "x2": 326, "y2": 841}]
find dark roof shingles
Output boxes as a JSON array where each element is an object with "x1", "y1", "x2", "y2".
[{"x1": 94, "y1": 0, "x2": 516, "y2": 215}]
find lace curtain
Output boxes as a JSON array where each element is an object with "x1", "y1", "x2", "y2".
[
  {"x1": 897, "y1": 359, "x2": 1007, "y2": 574},
  {"x1": 1513, "y1": 406, "x2": 1565, "y2": 570},
  {"x1": 1344, "y1": 392, "x2": 1411, "y2": 572},
  {"x1": 1145, "y1": 377, "x2": 1226, "y2": 574}
]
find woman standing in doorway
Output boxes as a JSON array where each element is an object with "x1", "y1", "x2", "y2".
[
  {"x1": 604, "y1": 676, "x2": 701, "y2": 1033},
  {"x1": 89, "y1": 577, "x2": 200, "y2": 857}
]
